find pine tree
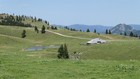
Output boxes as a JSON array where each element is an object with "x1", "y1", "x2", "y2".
[
  {"x1": 63, "y1": 44, "x2": 69, "y2": 59},
  {"x1": 41, "y1": 25, "x2": 46, "y2": 34},
  {"x1": 57, "y1": 44, "x2": 69, "y2": 59},
  {"x1": 21, "y1": 30, "x2": 26, "y2": 38},
  {"x1": 94, "y1": 29, "x2": 96, "y2": 33},
  {"x1": 57, "y1": 45, "x2": 64, "y2": 59},
  {"x1": 109, "y1": 30, "x2": 112, "y2": 34},
  {"x1": 34, "y1": 26, "x2": 39, "y2": 33},
  {"x1": 54, "y1": 27, "x2": 57, "y2": 30},
  {"x1": 130, "y1": 31, "x2": 134, "y2": 37},
  {"x1": 86, "y1": 29, "x2": 90, "y2": 32},
  {"x1": 124, "y1": 32, "x2": 127, "y2": 36},
  {"x1": 106, "y1": 29, "x2": 108, "y2": 34},
  {"x1": 45, "y1": 20, "x2": 48, "y2": 24}
]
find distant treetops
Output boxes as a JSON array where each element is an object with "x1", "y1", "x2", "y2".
[
  {"x1": 0, "y1": 13, "x2": 59, "y2": 38},
  {"x1": 0, "y1": 13, "x2": 50, "y2": 27}
]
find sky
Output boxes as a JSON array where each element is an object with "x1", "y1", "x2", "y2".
[{"x1": 0, "y1": 0, "x2": 140, "y2": 26}]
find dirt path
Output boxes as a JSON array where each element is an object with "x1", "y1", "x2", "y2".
[
  {"x1": 47, "y1": 30, "x2": 91, "y2": 40},
  {"x1": 100, "y1": 35, "x2": 115, "y2": 40},
  {"x1": 47, "y1": 30, "x2": 138, "y2": 42}
]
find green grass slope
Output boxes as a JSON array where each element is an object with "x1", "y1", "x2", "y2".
[
  {"x1": 0, "y1": 17, "x2": 140, "y2": 79},
  {"x1": 0, "y1": 25, "x2": 140, "y2": 60}
]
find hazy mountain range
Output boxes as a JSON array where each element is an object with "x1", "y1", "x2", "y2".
[
  {"x1": 111, "y1": 24, "x2": 133, "y2": 34},
  {"x1": 68, "y1": 24, "x2": 111, "y2": 33},
  {"x1": 55, "y1": 24, "x2": 140, "y2": 34},
  {"x1": 111, "y1": 24, "x2": 140, "y2": 35},
  {"x1": 54, "y1": 24, "x2": 111, "y2": 33}
]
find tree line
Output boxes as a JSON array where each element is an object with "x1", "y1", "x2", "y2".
[
  {"x1": 0, "y1": 15, "x2": 33, "y2": 27},
  {"x1": 120, "y1": 31, "x2": 139, "y2": 38},
  {"x1": 0, "y1": 13, "x2": 50, "y2": 27}
]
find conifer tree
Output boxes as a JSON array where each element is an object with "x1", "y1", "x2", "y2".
[
  {"x1": 106, "y1": 29, "x2": 108, "y2": 34},
  {"x1": 124, "y1": 32, "x2": 127, "y2": 36},
  {"x1": 109, "y1": 30, "x2": 112, "y2": 34},
  {"x1": 63, "y1": 44, "x2": 69, "y2": 59},
  {"x1": 94, "y1": 29, "x2": 96, "y2": 33},
  {"x1": 34, "y1": 26, "x2": 39, "y2": 33},
  {"x1": 41, "y1": 25, "x2": 46, "y2": 34},
  {"x1": 86, "y1": 29, "x2": 90, "y2": 32},
  {"x1": 57, "y1": 45, "x2": 64, "y2": 59},
  {"x1": 21, "y1": 30, "x2": 26, "y2": 38},
  {"x1": 57, "y1": 44, "x2": 69, "y2": 59},
  {"x1": 130, "y1": 31, "x2": 134, "y2": 37}
]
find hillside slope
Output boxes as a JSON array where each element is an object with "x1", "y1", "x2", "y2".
[
  {"x1": 1, "y1": 14, "x2": 140, "y2": 79},
  {"x1": 0, "y1": 24, "x2": 139, "y2": 60},
  {"x1": 0, "y1": 25, "x2": 140, "y2": 79}
]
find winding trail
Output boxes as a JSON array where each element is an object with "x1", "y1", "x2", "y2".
[
  {"x1": 47, "y1": 30, "x2": 91, "y2": 40},
  {"x1": 46, "y1": 30, "x2": 139, "y2": 42}
]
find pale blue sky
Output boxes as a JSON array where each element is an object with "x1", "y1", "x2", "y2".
[{"x1": 0, "y1": 0, "x2": 140, "y2": 26}]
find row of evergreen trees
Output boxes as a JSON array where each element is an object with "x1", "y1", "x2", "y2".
[
  {"x1": 86, "y1": 29, "x2": 112, "y2": 34},
  {"x1": 63, "y1": 27, "x2": 139, "y2": 38},
  {"x1": 0, "y1": 15, "x2": 33, "y2": 27},
  {"x1": 63, "y1": 26, "x2": 78, "y2": 31},
  {"x1": 63, "y1": 27, "x2": 112, "y2": 34},
  {"x1": 120, "y1": 31, "x2": 139, "y2": 38},
  {"x1": 0, "y1": 14, "x2": 50, "y2": 27}
]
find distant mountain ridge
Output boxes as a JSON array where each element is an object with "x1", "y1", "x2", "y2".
[
  {"x1": 110, "y1": 24, "x2": 140, "y2": 35},
  {"x1": 54, "y1": 24, "x2": 140, "y2": 35},
  {"x1": 69, "y1": 24, "x2": 111, "y2": 32},
  {"x1": 129, "y1": 24, "x2": 140, "y2": 30},
  {"x1": 111, "y1": 24, "x2": 133, "y2": 34},
  {"x1": 55, "y1": 24, "x2": 111, "y2": 33}
]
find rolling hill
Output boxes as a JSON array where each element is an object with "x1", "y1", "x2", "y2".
[
  {"x1": 0, "y1": 13, "x2": 140, "y2": 79},
  {"x1": 0, "y1": 13, "x2": 140, "y2": 60}
]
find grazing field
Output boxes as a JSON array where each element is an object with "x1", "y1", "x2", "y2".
[{"x1": 0, "y1": 25, "x2": 140, "y2": 79}]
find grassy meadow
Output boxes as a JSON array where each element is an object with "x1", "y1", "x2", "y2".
[{"x1": 0, "y1": 23, "x2": 140, "y2": 79}]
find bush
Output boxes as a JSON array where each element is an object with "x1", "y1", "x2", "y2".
[{"x1": 57, "y1": 44, "x2": 69, "y2": 59}]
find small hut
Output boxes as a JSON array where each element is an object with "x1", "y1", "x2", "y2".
[{"x1": 87, "y1": 38, "x2": 106, "y2": 44}]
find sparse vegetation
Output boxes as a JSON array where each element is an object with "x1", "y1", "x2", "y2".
[{"x1": 0, "y1": 13, "x2": 140, "y2": 79}]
